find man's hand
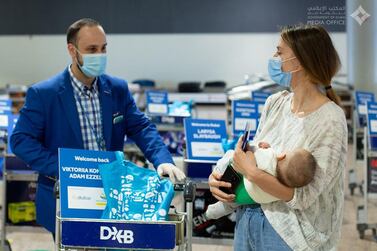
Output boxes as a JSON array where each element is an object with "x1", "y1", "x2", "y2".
[{"x1": 157, "y1": 163, "x2": 186, "y2": 183}]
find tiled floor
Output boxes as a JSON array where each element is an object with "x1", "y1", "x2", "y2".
[{"x1": 3, "y1": 145, "x2": 377, "y2": 251}]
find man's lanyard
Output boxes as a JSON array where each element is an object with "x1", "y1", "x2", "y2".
[
  {"x1": 78, "y1": 96, "x2": 106, "y2": 150},
  {"x1": 72, "y1": 80, "x2": 106, "y2": 151}
]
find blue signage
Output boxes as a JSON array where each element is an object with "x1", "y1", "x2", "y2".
[
  {"x1": 366, "y1": 102, "x2": 377, "y2": 150},
  {"x1": 0, "y1": 114, "x2": 18, "y2": 154},
  {"x1": 61, "y1": 220, "x2": 175, "y2": 249},
  {"x1": 0, "y1": 99, "x2": 12, "y2": 114},
  {"x1": 184, "y1": 118, "x2": 227, "y2": 162},
  {"x1": 146, "y1": 90, "x2": 168, "y2": 115},
  {"x1": 7, "y1": 115, "x2": 18, "y2": 154},
  {"x1": 0, "y1": 114, "x2": 8, "y2": 129},
  {"x1": 355, "y1": 91, "x2": 375, "y2": 126},
  {"x1": 58, "y1": 148, "x2": 116, "y2": 219},
  {"x1": 0, "y1": 100, "x2": 11, "y2": 106},
  {"x1": 232, "y1": 100, "x2": 259, "y2": 138},
  {"x1": 251, "y1": 91, "x2": 271, "y2": 103}
]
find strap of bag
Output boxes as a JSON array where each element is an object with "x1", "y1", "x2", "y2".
[{"x1": 115, "y1": 151, "x2": 125, "y2": 162}]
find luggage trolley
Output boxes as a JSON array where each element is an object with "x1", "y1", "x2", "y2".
[
  {"x1": 349, "y1": 91, "x2": 375, "y2": 196},
  {"x1": 0, "y1": 134, "x2": 38, "y2": 251},
  {"x1": 0, "y1": 153, "x2": 12, "y2": 251},
  {"x1": 356, "y1": 101, "x2": 377, "y2": 241},
  {"x1": 54, "y1": 179, "x2": 196, "y2": 250}
]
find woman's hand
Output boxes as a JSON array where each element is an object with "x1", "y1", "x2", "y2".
[
  {"x1": 258, "y1": 141, "x2": 271, "y2": 149},
  {"x1": 233, "y1": 137, "x2": 294, "y2": 201},
  {"x1": 233, "y1": 136, "x2": 260, "y2": 181},
  {"x1": 208, "y1": 172, "x2": 235, "y2": 203}
]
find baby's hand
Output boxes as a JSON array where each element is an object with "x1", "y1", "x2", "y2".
[{"x1": 258, "y1": 142, "x2": 270, "y2": 149}]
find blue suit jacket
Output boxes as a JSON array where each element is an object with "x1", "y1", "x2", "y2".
[{"x1": 10, "y1": 68, "x2": 174, "y2": 233}]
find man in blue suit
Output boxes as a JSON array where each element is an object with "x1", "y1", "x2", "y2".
[{"x1": 10, "y1": 18, "x2": 185, "y2": 234}]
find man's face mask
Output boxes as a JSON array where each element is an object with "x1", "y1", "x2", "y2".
[{"x1": 75, "y1": 48, "x2": 107, "y2": 78}]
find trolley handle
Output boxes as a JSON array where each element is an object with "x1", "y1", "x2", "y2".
[
  {"x1": 184, "y1": 180, "x2": 196, "y2": 202},
  {"x1": 54, "y1": 180, "x2": 60, "y2": 199},
  {"x1": 174, "y1": 180, "x2": 196, "y2": 202}
]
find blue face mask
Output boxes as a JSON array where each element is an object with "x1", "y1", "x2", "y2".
[
  {"x1": 268, "y1": 57, "x2": 298, "y2": 87},
  {"x1": 76, "y1": 49, "x2": 107, "y2": 78}
]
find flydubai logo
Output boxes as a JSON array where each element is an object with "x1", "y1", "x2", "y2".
[{"x1": 100, "y1": 226, "x2": 134, "y2": 244}]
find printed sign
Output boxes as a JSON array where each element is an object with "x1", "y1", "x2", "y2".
[
  {"x1": 366, "y1": 102, "x2": 377, "y2": 150},
  {"x1": 251, "y1": 91, "x2": 271, "y2": 103},
  {"x1": 0, "y1": 114, "x2": 8, "y2": 128},
  {"x1": 0, "y1": 114, "x2": 18, "y2": 154},
  {"x1": 0, "y1": 99, "x2": 12, "y2": 114},
  {"x1": 232, "y1": 100, "x2": 259, "y2": 138},
  {"x1": 184, "y1": 119, "x2": 227, "y2": 162},
  {"x1": 61, "y1": 220, "x2": 176, "y2": 249},
  {"x1": 250, "y1": 92, "x2": 270, "y2": 114},
  {"x1": 59, "y1": 148, "x2": 116, "y2": 218},
  {"x1": 7, "y1": 115, "x2": 18, "y2": 154},
  {"x1": 367, "y1": 157, "x2": 377, "y2": 195},
  {"x1": 146, "y1": 90, "x2": 168, "y2": 115},
  {"x1": 355, "y1": 91, "x2": 375, "y2": 127}
]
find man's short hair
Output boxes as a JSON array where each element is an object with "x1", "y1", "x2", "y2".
[{"x1": 66, "y1": 18, "x2": 101, "y2": 45}]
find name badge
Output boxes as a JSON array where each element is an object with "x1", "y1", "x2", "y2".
[{"x1": 113, "y1": 115, "x2": 124, "y2": 124}]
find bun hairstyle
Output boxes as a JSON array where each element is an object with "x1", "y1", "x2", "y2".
[{"x1": 281, "y1": 25, "x2": 342, "y2": 106}]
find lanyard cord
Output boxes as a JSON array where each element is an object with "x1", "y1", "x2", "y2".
[{"x1": 72, "y1": 79, "x2": 106, "y2": 150}]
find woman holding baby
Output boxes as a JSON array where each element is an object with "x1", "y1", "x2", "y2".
[{"x1": 208, "y1": 24, "x2": 347, "y2": 251}]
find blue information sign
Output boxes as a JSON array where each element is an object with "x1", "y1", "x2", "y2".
[
  {"x1": 58, "y1": 148, "x2": 116, "y2": 219},
  {"x1": 366, "y1": 102, "x2": 377, "y2": 150},
  {"x1": 184, "y1": 118, "x2": 227, "y2": 162},
  {"x1": 146, "y1": 90, "x2": 168, "y2": 115},
  {"x1": 0, "y1": 113, "x2": 18, "y2": 154},
  {"x1": 61, "y1": 220, "x2": 176, "y2": 249},
  {"x1": 355, "y1": 91, "x2": 375, "y2": 127},
  {"x1": 232, "y1": 100, "x2": 259, "y2": 138},
  {"x1": 0, "y1": 114, "x2": 8, "y2": 130},
  {"x1": 7, "y1": 115, "x2": 18, "y2": 154},
  {"x1": 251, "y1": 91, "x2": 271, "y2": 103},
  {"x1": 0, "y1": 99, "x2": 12, "y2": 114}
]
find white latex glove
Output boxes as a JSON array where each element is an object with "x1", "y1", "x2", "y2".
[{"x1": 157, "y1": 163, "x2": 186, "y2": 183}]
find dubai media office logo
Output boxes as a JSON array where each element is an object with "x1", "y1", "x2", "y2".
[{"x1": 351, "y1": 5, "x2": 371, "y2": 26}]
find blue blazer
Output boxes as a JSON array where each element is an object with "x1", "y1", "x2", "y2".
[{"x1": 10, "y1": 68, "x2": 174, "y2": 233}]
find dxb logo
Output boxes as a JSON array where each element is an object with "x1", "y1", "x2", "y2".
[{"x1": 100, "y1": 226, "x2": 134, "y2": 244}]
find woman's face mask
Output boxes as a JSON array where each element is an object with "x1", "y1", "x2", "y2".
[
  {"x1": 76, "y1": 48, "x2": 107, "y2": 78},
  {"x1": 268, "y1": 56, "x2": 299, "y2": 87}
]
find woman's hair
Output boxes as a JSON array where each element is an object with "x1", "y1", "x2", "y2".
[{"x1": 281, "y1": 25, "x2": 342, "y2": 106}]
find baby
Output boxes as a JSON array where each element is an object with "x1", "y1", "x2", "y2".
[{"x1": 205, "y1": 142, "x2": 317, "y2": 220}]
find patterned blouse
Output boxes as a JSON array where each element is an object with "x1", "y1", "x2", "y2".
[{"x1": 254, "y1": 91, "x2": 347, "y2": 251}]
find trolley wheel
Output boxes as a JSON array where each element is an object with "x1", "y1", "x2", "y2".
[
  {"x1": 350, "y1": 187, "x2": 354, "y2": 196},
  {"x1": 4, "y1": 239, "x2": 12, "y2": 251},
  {"x1": 359, "y1": 185, "x2": 364, "y2": 196},
  {"x1": 359, "y1": 230, "x2": 365, "y2": 239}
]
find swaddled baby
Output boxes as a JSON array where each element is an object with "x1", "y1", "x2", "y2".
[{"x1": 206, "y1": 142, "x2": 317, "y2": 219}]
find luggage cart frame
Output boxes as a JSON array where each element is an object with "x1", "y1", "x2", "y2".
[
  {"x1": 349, "y1": 103, "x2": 365, "y2": 196},
  {"x1": 350, "y1": 91, "x2": 376, "y2": 196},
  {"x1": 55, "y1": 180, "x2": 196, "y2": 250},
  {"x1": 356, "y1": 127, "x2": 377, "y2": 241},
  {"x1": 0, "y1": 154, "x2": 11, "y2": 251},
  {"x1": 0, "y1": 152, "x2": 38, "y2": 251}
]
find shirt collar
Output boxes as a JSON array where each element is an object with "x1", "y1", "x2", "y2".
[{"x1": 68, "y1": 65, "x2": 98, "y2": 97}]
